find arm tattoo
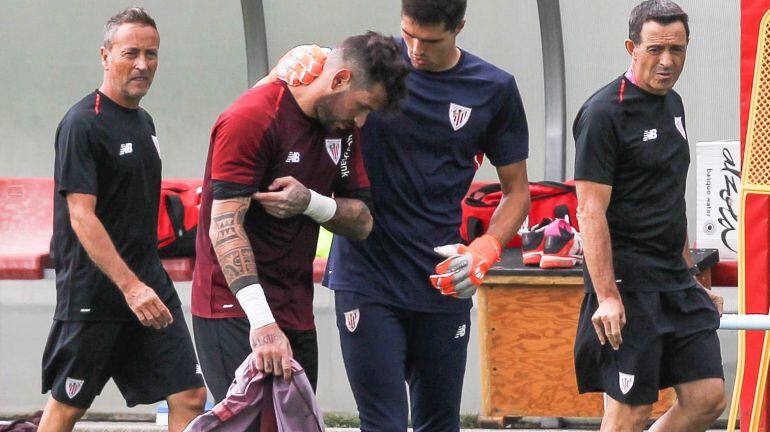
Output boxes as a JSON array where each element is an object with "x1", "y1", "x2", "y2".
[
  {"x1": 321, "y1": 198, "x2": 372, "y2": 240},
  {"x1": 212, "y1": 206, "x2": 246, "y2": 247},
  {"x1": 220, "y1": 247, "x2": 257, "y2": 283},
  {"x1": 211, "y1": 198, "x2": 259, "y2": 290}
]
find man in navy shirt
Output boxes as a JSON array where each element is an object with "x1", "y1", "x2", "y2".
[
  {"x1": 573, "y1": 1, "x2": 725, "y2": 430},
  {"x1": 306, "y1": 1, "x2": 530, "y2": 430},
  {"x1": 267, "y1": 4, "x2": 529, "y2": 428}
]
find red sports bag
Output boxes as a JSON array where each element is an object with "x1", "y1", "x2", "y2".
[
  {"x1": 157, "y1": 181, "x2": 201, "y2": 257},
  {"x1": 460, "y1": 180, "x2": 578, "y2": 247}
]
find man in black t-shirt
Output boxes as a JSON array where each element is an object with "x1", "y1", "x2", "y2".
[
  {"x1": 39, "y1": 8, "x2": 205, "y2": 432},
  {"x1": 572, "y1": 1, "x2": 726, "y2": 431}
]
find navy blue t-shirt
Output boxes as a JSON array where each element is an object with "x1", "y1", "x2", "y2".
[{"x1": 324, "y1": 40, "x2": 528, "y2": 312}]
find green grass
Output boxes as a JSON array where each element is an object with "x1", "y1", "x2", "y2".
[
  {"x1": 460, "y1": 414, "x2": 479, "y2": 428},
  {"x1": 323, "y1": 413, "x2": 480, "y2": 428},
  {"x1": 323, "y1": 412, "x2": 360, "y2": 427}
]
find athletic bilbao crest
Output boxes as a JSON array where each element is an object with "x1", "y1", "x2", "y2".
[
  {"x1": 344, "y1": 308, "x2": 360, "y2": 332},
  {"x1": 619, "y1": 372, "x2": 635, "y2": 395},
  {"x1": 674, "y1": 116, "x2": 687, "y2": 140},
  {"x1": 325, "y1": 138, "x2": 342, "y2": 165},
  {"x1": 151, "y1": 135, "x2": 161, "y2": 158},
  {"x1": 449, "y1": 103, "x2": 472, "y2": 131},
  {"x1": 65, "y1": 377, "x2": 84, "y2": 399}
]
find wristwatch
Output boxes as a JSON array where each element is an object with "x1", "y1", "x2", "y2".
[{"x1": 689, "y1": 265, "x2": 701, "y2": 277}]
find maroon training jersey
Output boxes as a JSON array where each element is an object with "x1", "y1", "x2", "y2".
[{"x1": 192, "y1": 81, "x2": 369, "y2": 330}]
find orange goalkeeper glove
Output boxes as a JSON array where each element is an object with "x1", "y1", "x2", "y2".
[
  {"x1": 257, "y1": 44, "x2": 330, "y2": 87},
  {"x1": 429, "y1": 234, "x2": 502, "y2": 299}
]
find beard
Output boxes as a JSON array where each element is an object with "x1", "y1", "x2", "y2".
[{"x1": 316, "y1": 91, "x2": 353, "y2": 131}]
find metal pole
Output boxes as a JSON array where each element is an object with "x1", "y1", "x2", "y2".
[
  {"x1": 240, "y1": 0, "x2": 269, "y2": 88},
  {"x1": 720, "y1": 314, "x2": 770, "y2": 330},
  {"x1": 537, "y1": 0, "x2": 567, "y2": 181}
]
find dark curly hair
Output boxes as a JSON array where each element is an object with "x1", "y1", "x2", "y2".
[
  {"x1": 402, "y1": 0, "x2": 466, "y2": 31},
  {"x1": 339, "y1": 31, "x2": 409, "y2": 114},
  {"x1": 628, "y1": 0, "x2": 689, "y2": 44}
]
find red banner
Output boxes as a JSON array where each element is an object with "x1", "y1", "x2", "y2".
[
  {"x1": 742, "y1": 1, "x2": 770, "y2": 153},
  {"x1": 741, "y1": 2, "x2": 770, "y2": 430}
]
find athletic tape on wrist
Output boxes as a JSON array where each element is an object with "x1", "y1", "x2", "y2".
[
  {"x1": 303, "y1": 189, "x2": 337, "y2": 223},
  {"x1": 235, "y1": 284, "x2": 275, "y2": 329}
]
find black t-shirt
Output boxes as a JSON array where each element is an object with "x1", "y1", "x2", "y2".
[
  {"x1": 573, "y1": 75, "x2": 692, "y2": 293},
  {"x1": 53, "y1": 90, "x2": 179, "y2": 321}
]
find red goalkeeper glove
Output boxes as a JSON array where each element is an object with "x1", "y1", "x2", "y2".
[{"x1": 429, "y1": 234, "x2": 502, "y2": 299}]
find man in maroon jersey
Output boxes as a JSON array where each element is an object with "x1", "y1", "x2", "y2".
[{"x1": 192, "y1": 31, "x2": 408, "y2": 401}]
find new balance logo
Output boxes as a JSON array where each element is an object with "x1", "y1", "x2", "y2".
[
  {"x1": 455, "y1": 324, "x2": 467, "y2": 339},
  {"x1": 642, "y1": 129, "x2": 657, "y2": 141},
  {"x1": 286, "y1": 152, "x2": 301, "y2": 163},
  {"x1": 119, "y1": 142, "x2": 133, "y2": 155}
]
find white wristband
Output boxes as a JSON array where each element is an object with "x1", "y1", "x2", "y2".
[
  {"x1": 235, "y1": 283, "x2": 275, "y2": 329},
  {"x1": 303, "y1": 189, "x2": 337, "y2": 223}
]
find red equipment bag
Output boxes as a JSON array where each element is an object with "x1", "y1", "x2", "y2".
[
  {"x1": 158, "y1": 181, "x2": 201, "y2": 257},
  {"x1": 460, "y1": 180, "x2": 578, "y2": 247}
]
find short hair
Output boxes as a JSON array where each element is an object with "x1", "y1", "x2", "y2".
[
  {"x1": 402, "y1": 0, "x2": 467, "y2": 31},
  {"x1": 339, "y1": 31, "x2": 409, "y2": 114},
  {"x1": 628, "y1": 0, "x2": 689, "y2": 44},
  {"x1": 103, "y1": 6, "x2": 157, "y2": 49}
]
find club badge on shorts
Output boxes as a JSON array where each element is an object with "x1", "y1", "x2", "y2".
[
  {"x1": 344, "y1": 308, "x2": 360, "y2": 333},
  {"x1": 449, "y1": 103, "x2": 472, "y2": 131},
  {"x1": 325, "y1": 138, "x2": 342, "y2": 165},
  {"x1": 674, "y1": 116, "x2": 687, "y2": 140},
  {"x1": 619, "y1": 371, "x2": 635, "y2": 395},
  {"x1": 65, "y1": 377, "x2": 84, "y2": 399}
]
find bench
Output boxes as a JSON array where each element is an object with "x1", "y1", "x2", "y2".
[
  {"x1": 0, "y1": 178, "x2": 328, "y2": 283},
  {"x1": 0, "y1": 177, "x2": 733, "y2": 286},
  {"x1": 0, "y1": 178, "x2": 55, "y2": 279}
]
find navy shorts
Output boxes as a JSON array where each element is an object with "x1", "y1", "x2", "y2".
[
  {"x1": 574, "y1": 285, "x2": 724, "y2": 405},
  {"x1": 335, "y1": 290, "x2": 470, "y2": 432},
  {"x1": 42, "y1": 306, "x2": 204, "y2": 409}
]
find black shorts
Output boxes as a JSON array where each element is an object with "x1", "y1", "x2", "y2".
[
  {"x1": 41, "y1": 306, "x2": 204, "y2": 409},
  {"x1": 193, "y1": 316, "x2": 318, "y2": 402},
  {"x1": 574, "y1": 285, "x2": 724, "y2": 406}
]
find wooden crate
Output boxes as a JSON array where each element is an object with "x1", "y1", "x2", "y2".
[{"x1": 477, "y1": 274, "x2": 676, "y2": 423}]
